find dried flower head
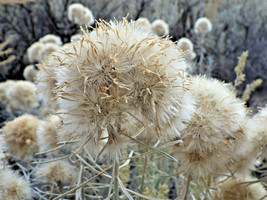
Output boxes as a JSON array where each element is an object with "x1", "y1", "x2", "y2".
[
  {"x1": 40, "y1": 19, "x2": 193, "y2": 160},
  {"x1": 0, "y1": 80, "x2": 16, "y2": 104},
  {"x1": 38, "y1": 43, "x2": 60, "y2": 61},
  {"x1": 177, "y1": 37, "x2": 194, "y2": 52},
  {"x1": 34, "y1": 160, "x2": 78, "y2": 185},
  {"x1": 37, "y1": 115, "x2": 62, "y2": 152},
  {"x1": 39, "y1": 34, "x2": 62, "y2": 46},
  {"x1": 151, "y1": 19, "x2": 169, "y2": 36},
  {"x1": 27, "y1": 42, "x2": 44, "y2": 63},
  {"x1": 171, "y1": 76, "x2": 250, "y2": 177},
  {"x1": 211, "y1": 175, "x2": 267, "y2": 200},
  {"x1": 23, "y1": 64, "x2": 38, "y2": 82},
  {"x1": 0, "y1": 169, "x2": 32, "y2": 200},
  {"x1": 194, "y1": 17, "x2": 212, "y2": 35},
  {"x1": 5, "y1": 80, "x2": 38, "y2": 112},
  {"x1": 2, "y1": 114, "x2": 40, "y2": 161},
  {"x1": 135, "y1": 17, "x2": 152, "y2": 33},
  {"x1": 68, "y1": 3, "x2": 94, "y2": 25}
]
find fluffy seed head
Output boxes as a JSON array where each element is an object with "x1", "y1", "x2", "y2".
[
  {"x1": 194, "y1": 17, "x2": 212, "y2": 34},
  {"x1": 5, "y1": 80, "x2": 38, "y2": 112},
  {"x1": 185, "y1": 51, "x2": 196, "y2": 60},
  {"x1": 0, "y1": 169, "x2": 32, "y2": 200},
  {"x1": 177, "y1": 37, "x2": 194, "y2": 52},
  {"x1": 23, "y1": 65, "x2": 38, "y2": 82},
  {"x1": 135, "y1": 17, "x2": 152, "y2": 33},
  {"x1": 211, "y1": 175, "x2": 267, "y2": 200},
  {"x1": 151, "y1": 19, "x2": 169, "y2": 36},
  {"x1": 0, "y1": 80, "x2": 16, "y2": 104},
  {"x1": 34, "y1": 160, "x2": 78, "y2": 185},
  {"x1": 38, "y1": 43, "x2": 60, "y2": 61},
  {"x1": 27, "y1": 42, "x2": 44, "y2": 63},
  {"x1": 2, "y1": 114, "x2": 40, "y2": 161},
  {"x1": 39, "y1": 34, "x2": 62, "y2": 46},
  {"x1": 36, "y1": 115, "x2": 62, "y2": 152},
  {"x1": 40, "y1": 19, "x2": 193, "y2": 160},
  {"x1": 68, "y1": 3, "x2": 94, "y2": 25},
  {"x1": 171, "y1": 76, "x2": 250, "y2": 177}
]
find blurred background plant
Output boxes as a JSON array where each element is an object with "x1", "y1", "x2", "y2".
[{"x1": 0, "y1": 0, "x2": 266, "y2": 199}]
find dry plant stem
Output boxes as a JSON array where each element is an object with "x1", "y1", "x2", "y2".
[
  {"x1": 75, "y1": 163, "x2": 84, "y2": 200},
  {"x1": 183, "y1": 175, "x2": 192, "y2": 200},
  {"x1": 140, "y1": 154, "x2": 148, "y2": 193},
  {"x1": 114, "y1": 161, "x2": 119, "y2": 200},
  {"x1": 53, "y1": 166, "x2": 111, "y2": 200}
]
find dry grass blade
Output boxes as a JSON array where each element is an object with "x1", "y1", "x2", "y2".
[
  {"x1": 31, "y1": 154, "x2": 70, "y2": 164},
  {"x1": 125, "y1": 188, "x2": 168, "y2": 200}
]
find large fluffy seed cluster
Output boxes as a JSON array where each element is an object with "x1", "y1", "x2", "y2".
[
  {"x1": 0, "y1": 169, "x2": 32, "y2": 200},
  {"x1": 39, "y1": 19, "x2": 194, "y2": 159},
  {"x1": 0, "y1": 80, "x2": 38, "y2": 112},
  {"x1": 170, "y1": 76, "x2": 251, "y2": 177},
  {"x1": 2, "y1": 114, "x2": 40, "y2": 161}
]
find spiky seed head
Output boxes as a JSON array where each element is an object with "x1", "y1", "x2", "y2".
[
  {"x1": 171, "y1": 76, "x2": 250, "y2": 177},
  {"x1": 34, "y1": 160, "x2": 78, "y2": 185},
  {"x1": 39, "y1": 19, "x2": 194, "y2": 160},
  {"x1": 2, "y1": 114, "x2": 40, "y2": 161},
  {"x1": 0, "y1": 169, "x2": 32, "y2": 200},
  {"x1": 23, "y1": 65, "x2": 38, "y2": 82},
  {"x1": 151, "y1": 19, "x2": 169, "y2": 36},
  {"x1": 27, "y1": 42, "x2": 44, "y2": 63},
  {"x1": 194, "y1": 17, "x2": 212, "y2": 35},
  {"x1": 5, "y1": 80, "x2": 38, "y2": 112},
  {"x1": 39, "y1": 34, "x2": 62, "y2": 46},
  {"x1": 211, "y1": 175, "x2": 267, "y2": 200}
]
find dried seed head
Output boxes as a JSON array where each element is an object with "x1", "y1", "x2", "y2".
[
  {"x1": 5, "y1": 80, "x2": 38, "y2": 112},
  {"x1": 68, "y1": 3, "x2": 94, "y2": 25},
  {"x1": 2, "y1": 114, "x2": 40, "y2": 161},
  {"x1": 0, "y1": 169, "x2": 32, "y2": 200},
  {"x1": 39, "y1": 34, "x2": 62, "y2": 46},
  {"x1": 34, "y1": 160, "x2": 78, "y2": 185},
  {"x1": 37, "y1": 115, "x2": 62, "y2": 152},
  {"x1": 171, "y1": 76, "x2": 250, "y2": 177},
  {"x1": 38, "y1": 43, "x2": 60, "y2": 61},
  {"x1": 135, "y1": 17, "x2": 152, "y2": 33},
  {"x1": 177, "y1": 37, "x2": 194, "y2": 52},
  {"x1": 211, "y1": 175, "x2": 267, "y2": 200},
  {"x1": 23, "y1": 64, "x2": 38, "y2": 82},
  {"x1": 194, "y1": 17, "x2": 212, "y2": 35},
  {"x1": 151, "y1": 19, "x2": 169, "y2": 36},
  {"x1": 27, "y1": 42, "x2": 44, "y2": 63},
  {"x1": 39, "y1": 19, "x2": 193, "y2": 160}
]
